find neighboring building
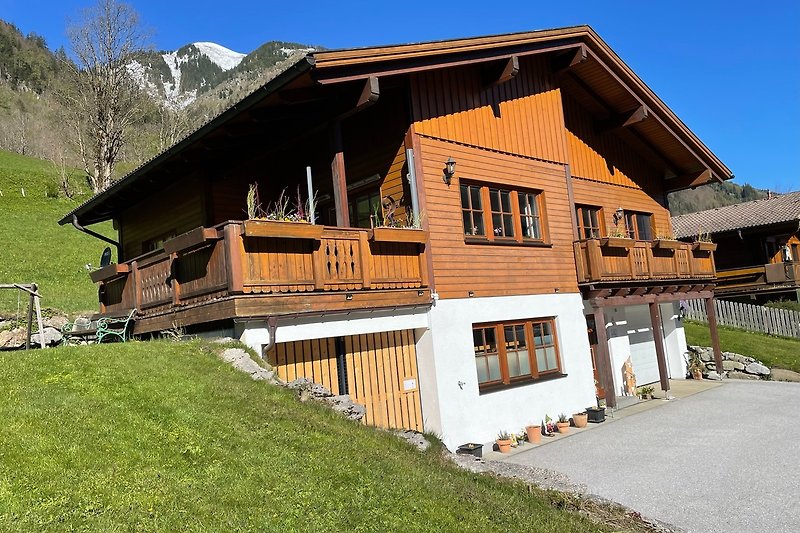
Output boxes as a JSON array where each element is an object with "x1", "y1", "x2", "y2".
[
  {"x1": 61, "y1": 26, "x2": 731, "y2": 450},
  {"x1": 673, "y1": 192, "x2": 800, "y2": 303}
]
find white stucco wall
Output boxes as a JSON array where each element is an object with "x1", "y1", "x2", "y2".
[
  {"x1": 661, "y1": 302, "x2": 688, "y2": 378},
  {"x1": 418, "y1": 293, "x2": 596, "y2": 450},
  {"x1": 236, "y1": 308, "x2": 430, "y2": 352}
]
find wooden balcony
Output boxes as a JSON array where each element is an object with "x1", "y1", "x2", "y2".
[
  {"x1": 93, "y1": 221, "x2": 431, "y2": 334},
  {"x1": 574, "y1": 238, "x2": 716, "y2": 286},
  {"x1": 715, "y1": 262, "x2": 800, "y2": 297}
]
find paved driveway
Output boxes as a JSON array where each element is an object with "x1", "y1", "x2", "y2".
[{"x1": 500, "y1": 381, "x2": 800, "y2": 533}]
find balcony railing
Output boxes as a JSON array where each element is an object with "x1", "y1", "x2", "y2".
[
  {"x1": 93, "y1": 221, "x2": 430, "y2": 321},
  {"x1": 573, "y1": 238, "x2": 716, "y2": 284},
  {"x1": 716, "y1": 261, "x2": 800, "y2": 295}
]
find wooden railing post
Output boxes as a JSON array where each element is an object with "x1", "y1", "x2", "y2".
[
  {"x1": 132, "y1": 260, "x2": 141, "y2": 312},
  {"x1": 312, "y1": 238, "x2": 327, "y2": 290},
  {"x1": 358, "y1": 230, "x2": 371, "y2": 289},
  {"x1": 171, "y1": 252, "x2": 180, "y2": 306},
  {"x1": 223, "y1": 223, "x2": 244, "y2": 293},
  {"x1": 419, "y1": 243, "x2": 429, "y2": 287}
]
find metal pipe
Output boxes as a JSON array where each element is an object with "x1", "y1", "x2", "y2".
[
  {"x1": 405, "y1": 148, "x2": 421, "y2": 220},
  {"x1": 306, "y1": 166, "x2": 316, "y2": 225},
  {"x1": 71, "y1": 214, "x2": 120, "y2": 249},
  {"x1": 260, "y1": 316, "x2": 279, "y2": 359}
]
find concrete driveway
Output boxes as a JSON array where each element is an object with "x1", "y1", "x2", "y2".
[{"x1": 499, "y1": 381, "x2": 800, "y2": 532}]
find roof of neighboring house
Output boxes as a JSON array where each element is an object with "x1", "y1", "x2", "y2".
[
  {"x1": 672, "y1": 191, "x2": 800, "y2": 238},
  {"x1": 60, "y1": 25, "x2": 734, "y2": 226}
]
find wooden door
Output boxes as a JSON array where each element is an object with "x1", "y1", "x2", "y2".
[
  {"x1": 270, "y1": 330, "x2": 422, "y2": 432},
  {"x1": 585, "y1": 315, "x2": 605, "y2": 399}
]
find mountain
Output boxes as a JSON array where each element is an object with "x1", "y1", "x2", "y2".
[
  {"x1": 129, "y1": 40, "x2": 315, "y2": 108},
  {"x1": 667, "y1": 181, "x2": 769, "y2": 216}
]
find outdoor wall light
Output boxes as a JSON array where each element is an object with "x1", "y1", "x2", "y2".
[
  {"x1": 345, "y1": 293, "x2": 353, "y2": 301},
  {"x1": 613, "y1": 207, "x2": 624, "y2": 224},
  {"x1": 468, "y1": 290, "x2": 475, "y2": 297},
  {"x1": 442, "y1": 157, "x2": 456, "y2": 185}
]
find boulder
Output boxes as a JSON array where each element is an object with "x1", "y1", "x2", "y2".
[
  {"x1": 727, "y1": 372, "x2": 761, "y2": 381},
  {"x1": 705, "y1": 371, "x2": 723, "y2": 380},
  {"x1": 322, "y1": 395, "x2": 366, "y2": 421},
  {"x1": 744, "y1": 362, "x2": 770, "y2": 376},
  {"x1": 31, "y1": 327, "x2": 63, "y2": 346},
  {"x1": 220, "y1": 348, "x2": 275, "y2": 382},
  {"x1": 394, "y1": 430, "x2": 431, "y2": 451},
  {"x1": 698, "y1": 350, "x2": 714, "y2": 363},
  {"x1": 0, "y1": 328, "x2": 27, "y2": 349},
  {"x1": 722, "y1": 360, "x2": 745, "y2": 371},
  {"x1": 43, "y1": 315, "x2": 68, "y2": 330}
]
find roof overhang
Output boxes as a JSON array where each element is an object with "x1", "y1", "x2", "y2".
[{"x1": 62, "y1": 25, "x2": 733, "y2": 226}]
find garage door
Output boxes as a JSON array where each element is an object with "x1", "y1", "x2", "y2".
[{"x1": 270, "y1": 329, "x2": 422, "y2": 431}]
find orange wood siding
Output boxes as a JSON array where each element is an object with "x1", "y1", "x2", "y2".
[
  {"x1": 563, "y1": 92, "x2": 662, "y2": 190},
  {"x1": 119, "y1": 179, "x2": 204, "y2": 261},
  {"x1": 417, "y1": 135, "x2": 578, "y2": 299},
  {"x1": 410, "y1": 56, "x2": 568, "y2": 164},
  {"x1": 571, "y1": 177, "x2": 671, "y2": 237}
]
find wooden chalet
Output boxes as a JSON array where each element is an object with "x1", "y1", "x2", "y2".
[
  {"x1": 673, "y1": 191, "x2": 800, "y2": 302},
  {"x1": 61, "y1": 26, "x2": 732, "y2": 448}
]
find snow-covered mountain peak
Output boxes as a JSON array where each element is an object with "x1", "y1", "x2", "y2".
[{"x1": 190, "y1": 42, "x2": 246, "y2": 71}]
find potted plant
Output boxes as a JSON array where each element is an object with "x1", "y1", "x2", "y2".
[
  {"x1": 496, "y1": 431, "x2": 512, "y2": 453},
  {"x1": 686, "y1": 352, "x2": 705, "y2": 380},
  {"x1": 586, "y1": 405, "x2": 606, "y2": 423},
  {"x1": 572, "y1": 412, "x2": 588, "y2": 428},
  {"x1": 543, "y1": 415, "x2": 556, "y2": 436},
  {"x1": 640, "y1": 385, "x2": 655, "y2": 399},
  {"x1": 457, "y1": 442, "x2": 483, "y2": 458},
  {"x1": 600, "y1": 226, "x2": 635, "y2": 249},
  {"x1": 242, "y1": 185, "x2": 324, "y2": 240},
  {"x1": 692, "y1": 231, "x2": 717, "y2": 252},
  {"x1": 653, "y1": 232, "x2": 682, "y2": 250},
  {"x1": 525, "y1": 423, "x2": 542, "y2": 444},
  {"x1": 556, "y1": 413, "x2": 570, "y2": 434}
]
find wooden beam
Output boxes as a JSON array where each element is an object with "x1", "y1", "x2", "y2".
[
  {"x1": 592, "y1": 305, "x2": 616, "y2": 408},
  {"x1": 665, "y1": 169, "x2": 718, "y2": 192},
  {"x1": 565, "y1": 164, "x2": 579, "y2": 241},
  {"x1": 330, "y1": 121, "x2": 350, "y2": 227},
  {"x1": 649, "y1": 302, "x2": 670, "y2": 392},
  {"x1": 596, "y1": 105, "x2": 649, "y2": 134},
  {"x1": 338, "y1": 76, "x2": 380, "y2": 121},
  {"x1": 552, "y1": 44, "x2": 589, "y2": 73},
  {"x1": 482, "y1": 56, "x2": 519, "y2": 87},
  {"x1": 705, "y1": 297, "x2": 724, "y2": 374}
]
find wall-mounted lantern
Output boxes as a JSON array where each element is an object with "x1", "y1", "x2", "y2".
[
  {"x1": 613, "y1": 207, "x2": 624, "y2": 225},
  {"x1": 442, "y1": 157, "x2": 456, "y2": 185}
]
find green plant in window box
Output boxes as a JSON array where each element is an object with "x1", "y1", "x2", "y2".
[{"x1": 601, "y1": 225, "x2": 634, "y2": 249}]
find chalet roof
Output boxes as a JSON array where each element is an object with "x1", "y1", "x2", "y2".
[
  {"x1": 60, "y1": 25, "x2": 733, "y2": 226},
  {"x1": 672, "y1": 191, "x2": 800, "y2": 238}
]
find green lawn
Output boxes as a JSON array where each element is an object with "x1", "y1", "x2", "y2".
[
  {"x1": 684, "y1": 320, "x2": 800, "y2": 373},
  {"x1": 0, "y1": 149, "x2": 113, "y2": 315},
  {"x1": 0, "y1": 341, "x2": 606, "y2": 532}
]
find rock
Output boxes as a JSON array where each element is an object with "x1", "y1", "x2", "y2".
[
  {"x1": 31, "y1": 327, "x2": 63, "y2": 346},
  {"x1": 722, "y1": 360, "x2": 745, "y2": 371},
  {"x1": 705, "y1": 371, "x2": 723, "y2": 380},
  {"x1": 745, "y1": 362, "x2": 770, "y2": 376},
  {"x1": 727, "y1": 372, "x2": 761, "y2": 381},
  {"x1": 394, "y1": 430, "x2": 431, "y2": 451},
  {"x1": 698, "y1": 350, "x2": 714, "y2": 363},
  {"x1": 322, "y1": 395, "x2": 366, "y2": 421},
  {"x1": 43, "y1": 315, "x2": 68, "y2": 330},
  {"x1": 211, "y1": 337, "x2": 236, "y2": 344},
  {"x1": 0, "y1": 328, "x2": 27, "y2": 349},
  {"x1": 771, "y1": 368, "x2": 800, "y2": 383},
  {"x1": 705, "y1": 362, "x2": 716, "y2": 370},
  {"x1": 220, "y1": 348, "x2": 275, "y2": 382}
]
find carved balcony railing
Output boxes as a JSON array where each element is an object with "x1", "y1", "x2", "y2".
[{"x1": 92, "y1": 221, "x2": 430, "y2": 323}]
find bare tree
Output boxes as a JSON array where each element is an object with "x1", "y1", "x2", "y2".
[
  {"x1": 157, "y1": 99, "x2": 191, "y2": 152},
  {"x1": 59, "y1": 0, "x2": 149, "y2": 193}
]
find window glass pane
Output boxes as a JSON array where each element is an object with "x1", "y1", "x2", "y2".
[
  {"x1": 463, "y1": 212, "x2": 474, "y2": 235},
  {"x1": 502, "y1": 215, "x2": 514, "y2": 236},
  {"x1": 476, "y1": 358, "x2": 489, "y2": 383},
  {"x1": 507, "y1": 352, "x2": 520, "y2": 377},
  {"x1": 589, "y1": 209, "x2": 599, "y2": 229},
  {"x1": 471, "y1": 187, "x2": 482, "y2": 208},
  {"x1": 487, "y1": 354, "x2": 501, "y2": 381},
  {"x1": 460, "y1": 185, "x2": 470, "y2": 208},
  {"x1": 472, "y1": 216, "x2": 485, "y2": 236},
  {"x1": 492, "y1": 214, "x2": 502, "y2": 235},
  {"x1": 489, "y1": 189, "x2": 500, "y2": 211},
  {"x1": 545, "y1": 346, "x2": 558, "y2": 371},
  {"x1": 500, "y1": 190, "x2": 511, "y2": 212},
  {"x1": 536, "y1": 347, "x2": 547, "y2": 371},
  {"x1": 515, "y1": 349, "x2": 531, "y2": 376},
  {"x1": 637, "y1": 214, "x2": 652, "y2": 240}
]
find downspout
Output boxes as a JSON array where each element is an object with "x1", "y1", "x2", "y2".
[
  {"x1": 260, "y1": 316, "x2": 279, "y2": 360},
  {"x1": 71, "y1": 215, "x2": 120, "y2": 256}
]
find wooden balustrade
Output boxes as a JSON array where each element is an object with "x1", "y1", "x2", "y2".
[
  {"x1": 573, "y1": 238, "x2": 716, "y2": 284},
  {"x1": 95, "y1": 221, "x2": 429, "y2": 316}
]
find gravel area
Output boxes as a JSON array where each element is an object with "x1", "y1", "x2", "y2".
[{"x1": 498, "y1": 381, "x2": 800, "y2": 533}]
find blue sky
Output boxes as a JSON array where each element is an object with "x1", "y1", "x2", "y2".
[{"x1": 2, "y1": 0, "x2": 798, "y2": 191}]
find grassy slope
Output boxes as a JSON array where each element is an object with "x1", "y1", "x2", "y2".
[
  {"x1": 0, "y1": 149, "x2": 112, "y2": 314},
  {"x1": 0, "y1": 342, "x2": 603, "y2": 532},
  {"x1": 684, "y1": 321, "x2": 800, "y2": 373}
]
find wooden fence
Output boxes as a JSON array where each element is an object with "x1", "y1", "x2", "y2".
[{"x1": 685, "y1": 299, "x2": 800, "y2": 339}]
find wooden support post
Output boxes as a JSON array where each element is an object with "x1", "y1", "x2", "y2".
[
  {"x1": 223, "y1": 223, "x2": 245, "y2": 293},
  {"x1": 330, "y1": 121, "x2": 350, "y2": 228},
  {"x1": 33, "y1": 283, "x2": 45, "y2": 350},
  {"x1": 705, "y1": 296, "x2": 724, "y2": 375},
  {"x1": 25, "y1": 291, "x2": 33, "y2": 350},
  {"x1": 171, "y1": 252, "x2": 180, "y2": 306},
  {"x1": 649, "y1": 302, "x2": 670, "y2": 392},
  {"x1": 592, "y1": 305, "x2": 616, "y2": 408}
]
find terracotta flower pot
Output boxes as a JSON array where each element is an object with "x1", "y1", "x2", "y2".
[
  {"x1": 556, "y1": 422, "x2": 570, "y2": 434},
  {"x1": 496, "y1": 439, "x2": 512, "y2": 453},
  {"x1": 572, "y1": 413, "x2": 588, "y2": 428},
  {"x1": 525, "y1": 425, "x2": 541, "y2": 444}
]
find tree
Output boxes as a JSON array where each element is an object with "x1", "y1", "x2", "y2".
[{"x1": 60, "y1": 0, "x2": 149, "y2": 193}]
